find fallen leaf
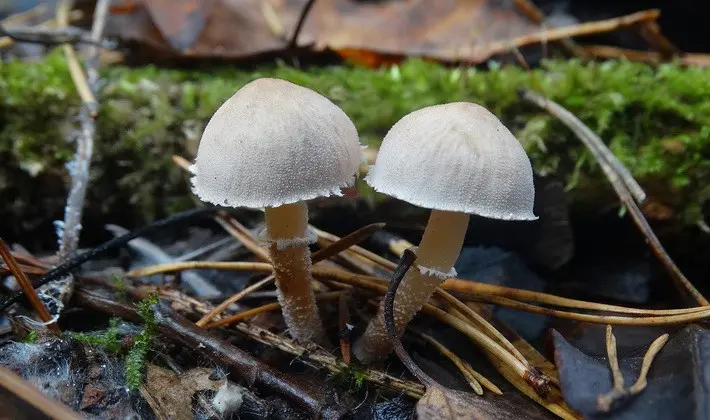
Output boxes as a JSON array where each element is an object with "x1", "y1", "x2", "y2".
[
  {"x1": 105, "y1": 0, "x2": 542, "y2": 63},
  {"x1": 417, "y1": 386, "x2": 486, "y2": 420},
  {"x1": 144, "y1": 365, "x2": 224, "y2": 420}
]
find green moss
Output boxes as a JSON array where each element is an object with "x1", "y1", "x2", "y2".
[
  {"x1": 68, "y1": 317, "x2": 123, "y2": 354},
  {"x1": 1, "y1": 51, "x2": 709, "y2": 232},
  {"x1": 113, "y1": 274, "x2": 127, "y2": 302},
  {"x1": 125, "y1": 293, "x2": 159, "y2": 391},
  {"x1": 23, "y1": 330, "x2": 38, "y2": 343},
  {"x1": 328, "y1": 363, "x2": 368, "y2": 390}
]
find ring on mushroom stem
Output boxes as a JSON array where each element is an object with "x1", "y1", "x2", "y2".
[
  {"x1": 189, "y1": 78, "x2": 362, "y2": 345},
  {"x1": 353, "y1": 102, "x2": 537, "y2": 362}
]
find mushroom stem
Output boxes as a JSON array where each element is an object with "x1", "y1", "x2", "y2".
[
  {"x1": 354, "y1": 209, "x2": 470, "y2": 362},
  {"x1": 264, "y1": 202, "x2": 327, "y2": 345}
]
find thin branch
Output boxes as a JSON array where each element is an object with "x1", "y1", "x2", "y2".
[
  {"x1": 312, "y1": 225, "x2": 397, "y2": 273},
  {"x1": 144, "y1": 284, "x2": 426, "y2": 398},
  {"x1": 472, "y1": 9, "x2": 662, "y2": 62},
  {"x1": 43, "y1": 0, "x2": 109, "y2": 317},
  {"x1": 520, "y1": 89, "x2": 708, "y2": 306},
  {"x1": 311, "y1": 223, "x2": 385, "y2": 264},
  {"x1": 73, "y1": 287, "x2": 328, "y2": 417},
  {"x1": 596, "y1": 326, "x2": 669, "y2": 412},
  {"x1": 512, "y1": 0, "x2": 586, "y2": 57},
  {"x1": 289, "y1": 0, "x2": 316, "y2": 47},
  {"x1": 416, "y1": 331, "x2": 488, "y2": 395},
  {"x1": 196, "y1": 275, "x2": 275, "y2": 327},
  {"x1": 128, "y1": 260, "x2": 710, "y2": 317},
  {"x1": 580, "y1": 45, "x2": 710, "y2": 68},
  {"x1": 520, "y1": 89, "x2": 645, "y2": 204},
  {"x1": 436, "y1": 288, "x2": 529, "y2": 367},
  {"x1": 0, "y1": 366, "x2": 82, "y2": 420},
  {"x1": 0, "y1": 5, "x2": 47, "y2": 26},
  {"x1": 0, "y1": 25, "x2": 106, "y2": 46},
  {"x1": 0, "y1": 239, "x2": 60, "y2": 334},
  {"x1": 0, "y1": 207, "x2": 220, "y2": 313},
  {"x1": 474, "y1": 295, "x2": 710, "y2": 325},
  {"x1": 205, "y1": 292, "x2": 341, "y2": 329},
  {"x1": 443, "y1": 278, "x2": 709, "y2": 315}
]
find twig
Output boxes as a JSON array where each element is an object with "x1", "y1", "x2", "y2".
[
  {"x1": 206, "y1": 292, "x2": 341, "y2": 329},
  {"x1": 468, "y1": 295, "x2": 710, "y2": 325},
  {"x1": 436, "y1": 288, "x2": 528, "y2": 366},
  {"x1": 0, "y1": 239, "x2": 60, "y2": 334},
  {"x1": 0, "y1": 9, "x2": 83, "y2": 49},
  {"x1": 313, "y1": 225, "x2": 397, "y2": 272},
  {"x1": 443, "y1": 278, "x2": 709, "y2": 315},
  {"x1": 519, "y1": 89, "x2": 645, "y2": 204},
  {"x1": 0, "y1": 25, "x2": 106, "y2": 46},
  {"x1": 520, "y1": 89, "x2": 708, "y2": 306},
  {"x1": 196, "y1": 276, "x2": 275, "y2": 327},
  {"x1": 580, "y1": 45, "x2": 710, "y2": 68},
  {"x1": 0, "y1": 366, "x2": 82, "y2": 420},
  {"x1": 338, "y1": 291, "x2": 352, "y2": 364},
  {"x1": 311, "y1": 223, "x2": 385, "y2": 263},
  {"x1": 416, "y1": 331, "x2": 491, "y2": 395},
  {"x1": 289, "y1": 0, "x2": 316, "y2": 48},
  {"x1": 472, "y1": 9, "x2": 662, "y2": 62},
  {"x1": 596, "y1": 326, "x2": 669, "y2": 412},
  {"x1": 512, "y1": 0, "x2": 586, "y2": 57},
  {"x1": 0, "y1": 207, "x2": 220, "y2": 313},
  {"x1": 129, "y1": 260, "x2": 710, "y2": 317},
  {"x1": 421, "y1": 304, "x2": 551, "y2": 396},
  {"x1": 0, "y1": 5, "x2": 47, "y2": 27},
  {"x1": 142, "y1": 284, "x2": 426, "y2": 398},
  {"x1": 73, "y1": 287, "x2": 328, "y2": 418},
  {"x1": 43, "y1": 0, "x2": 108, "y2": 318},
  {"x1": 637, "y1": 20, "x2": 679, "y2": 57},
  {"x1": 215, "y1": 213, "x2": 271, "y2": 262}
]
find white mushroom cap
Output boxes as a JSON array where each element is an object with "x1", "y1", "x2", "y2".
[
  {"x1": 365, "y1": 102, "x2": 537, "y2": 220},
  {"x1": 191, "y1": 78, "x2": 362, "y2": 208}
]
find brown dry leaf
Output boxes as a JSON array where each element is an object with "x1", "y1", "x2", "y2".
[
  {"x1": 105, "y1": 0, "x2": 541, "y2": 63},
  {"x1": 418, "y1": 385, "x2": 552, "y2": 420},
  {"x1": 144, "y1": 365, "x2": 224, "y2": 420},
  {"x1": 417, "y1": 387, "x2": 487, "y2": 420}
]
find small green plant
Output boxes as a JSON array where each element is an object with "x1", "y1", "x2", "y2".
[
  {"x1": 125, "y1": 293, "x2": 159, "y2": 391},
  {"x1": 113, "y1": 274, "x2": 127, "y2": 302},
  {"x1": 23, "y1": 330, "x2": 38, "y2": 343},
  {"x1": 68, "y1": 317, "x2": 123, "y2": 354},
  {"x1": 328, "y1": 364, "x2": 368, "y2": 391}
]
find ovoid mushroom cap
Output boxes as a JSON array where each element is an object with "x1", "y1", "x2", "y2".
[
  {"x1": 191, "y1": 78, "x2": 362, "y2": 208},
  {"x1": 365, "y1": 102, "x2": 537, "y2": 220}
]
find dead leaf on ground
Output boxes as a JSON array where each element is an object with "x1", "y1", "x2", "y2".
[
  {"x1": 417, "y1": 387, "x2": 486, "y2": 420},
  {"x1": 106, "y1": 0, "x2": 540, "y2": 63},
  {"x1": 144, "y1": 365, "x2": 224, "y2": 420},
  {"x1": 417, "y1": 385, "x2": 554, "y2": 420}
]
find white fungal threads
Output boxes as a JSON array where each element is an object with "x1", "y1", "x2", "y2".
[{"x1": 417, "y1": 265, "x2": 457, "y2": 280}]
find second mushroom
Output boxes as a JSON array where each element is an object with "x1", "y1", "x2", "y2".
[
  {"x1": 353, "y1": 102, "x2": 538, "y2": 362},
  {"x1": 190, "y1": 78, "x2": 362, "y2": 345}
]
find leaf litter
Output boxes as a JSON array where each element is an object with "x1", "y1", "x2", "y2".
[{"x1": 3, "y1": 1, "x2": 710, "y2": 419}]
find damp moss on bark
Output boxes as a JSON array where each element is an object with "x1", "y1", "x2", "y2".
[{"x1": 1, "y1": 49, "x2": 709, "y2": 244}]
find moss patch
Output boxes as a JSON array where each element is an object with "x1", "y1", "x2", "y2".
[{"x1": 1, "y1": 51, "x2": 709, "y2": 243}]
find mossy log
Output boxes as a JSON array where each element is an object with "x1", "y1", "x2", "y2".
[{"x1": 1, "y1": 51, "x2": 709, "y2": 247}]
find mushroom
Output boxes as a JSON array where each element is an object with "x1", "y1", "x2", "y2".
[
  {"x1": 353, "y1": 102, "x2": 537, "y2": 362},
  {"x1": 190, "y1": 78, "x2": 361, "y2": 344}
]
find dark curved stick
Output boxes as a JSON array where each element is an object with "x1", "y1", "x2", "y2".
[{"x1": 0, "y1": 207, "x2": 221, "y2": 313}]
